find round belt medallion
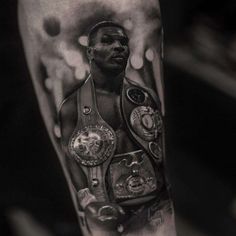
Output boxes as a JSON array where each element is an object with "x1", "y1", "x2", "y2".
[
  {"x1": 149, "y1": 142, "x2": 162, "y2": 161},
  {"x1": 126, "y1": 176, "x2": 145, "y2": 195},
  {"x1": 130, "y1": 106, "x2": 162, "y2": 141},
  {"x1": 127, "y1": 87, "x2": 146, "y2": 105},
  {"x1": 69, "y1": 125, "x2": 116, "y2": 166}
]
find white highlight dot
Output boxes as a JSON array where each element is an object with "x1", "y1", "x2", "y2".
[
  {"x1": 117, "y1": 224, "x2": 124, "y2": 233},
  {"x1": 45, "y1": 78, "x2": 53, "y2": 90},
  {"x1": 145, "y1": 48, "x2": 155, "y2": 61},
  {"x1": 54, "y1": 124, "x2": 61, "y2": 138},
  {"x1": 64, "y1": 50, "x2": 83, "y2": 67},
  {"x1": 123, "y1": 19, "x2": 133, "y2": 30},
  {"x1": 78, "y1": 36, "x2": 88, "y2": 47},
  {"x1": 130, "y1": 55, "x2": 143, "y2": 69},
  {"x1": 75, "y1": 67, "x2": 86, "y2": 80}
]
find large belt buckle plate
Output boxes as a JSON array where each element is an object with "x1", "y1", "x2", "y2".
[
  {"x1": 110, "y1": 151, "x2": 162, "y2": 201},
  {"x1": 130, "y1": 106, "x2": 162, "y2": 141},
  {"x1": 69, "y1": 124, "x2": 116, "y2": 166}
]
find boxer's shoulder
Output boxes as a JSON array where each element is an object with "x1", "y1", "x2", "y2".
[
  {"x1": 58, "y1": 79, "x2": 86, "y2": 144},
  {"x1": 59, "y1": 79, "x2": 86, "y2": 117}
]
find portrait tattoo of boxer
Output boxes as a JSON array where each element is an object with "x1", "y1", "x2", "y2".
[{"x1": 18, "y1": 1, "x2": 176, "y2": 235}]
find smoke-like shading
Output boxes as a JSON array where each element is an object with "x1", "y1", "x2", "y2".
[
  {"x1": 23, "y1": 0, "x2": 161, "y2": 97},
  {"x1": 18, "y1": 1, "x2": 166, "y2": 233},
  {"x1": 19, "y1": 0, "x2": 164, "y2": 139}
]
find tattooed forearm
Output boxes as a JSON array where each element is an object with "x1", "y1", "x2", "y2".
[{"x1": 18, "y1": 0, "x2": 176, "y2": 235}]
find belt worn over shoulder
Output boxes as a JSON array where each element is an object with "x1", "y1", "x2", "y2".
[
  {"x1": 121, "y1": 78, "x2": 164, "y2": 165},
  {"x1": 68, "y1": 76, "x2": 116, "y2": 202},
  {"x1": 67, "y1": 76, "x2": 164, "y2": 204}
]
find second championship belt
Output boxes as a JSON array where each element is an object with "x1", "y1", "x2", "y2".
[
  {"x1": 122, "y1": 79, "x2": 163, "y2": 164},
  {"x1": 68, "y1": 76, "x2": 117, "y2": 202}
]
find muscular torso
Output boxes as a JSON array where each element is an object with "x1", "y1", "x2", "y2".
[
  {"x1": 96, "y1": 90, "x2": 122, "y2": 130},
  {"x1": 96, "y1": 89, "x2": 139, "y2": 154},
  {"x1": 59, "y1": 81, "x2": 162, "y2": 200}
]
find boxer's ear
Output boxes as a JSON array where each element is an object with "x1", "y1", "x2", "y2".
[{"x1": 87, "y1": 47, "x2": 94, "y2": 62}]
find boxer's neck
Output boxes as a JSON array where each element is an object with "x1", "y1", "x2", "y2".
[{"x1": 90, "y1": 63, "x2": 124, "y2": 94}]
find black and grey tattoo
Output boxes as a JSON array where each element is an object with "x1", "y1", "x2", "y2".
[{"x1": 18, "y1": 0, "x2": 176, "y2": 235}]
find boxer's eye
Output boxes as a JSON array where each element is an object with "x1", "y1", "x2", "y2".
[
  {"x1": 120, "y1": 37, "x2": 129, "y2": 46},
  {"x1": 101, "y1": 35, "x2": 114, "y2": 44}
]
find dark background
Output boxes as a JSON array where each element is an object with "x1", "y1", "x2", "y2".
[{"x1": 1, "y1": 0, "x2": 236, "y2": 235}]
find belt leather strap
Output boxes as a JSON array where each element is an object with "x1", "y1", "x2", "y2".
[
  {"x1": 121, "y1": 78, "x2": 163, "y2": 165},
  {"x1": 68, "y1": 76, "x2": 116, "y2": 202}
]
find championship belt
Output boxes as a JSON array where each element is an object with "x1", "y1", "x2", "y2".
[
  {"x1": 68, "y1": 77, "x2": 116, "y2": 167},
  {"x1": 122, "y1": 79, "x2": 163, "y2": 163},
  {"x1": 69, "y1": 124, "x2": 115, "y2": 166},
  {"x1": 68, "y1": 76, "x2": 116, "y2": 201},
  {"x1": 109, "y1": 150, "x2": 163, "y2": 203},
  {"x1": 130, "y1": 106, "x2": 162, "y2": 141}
]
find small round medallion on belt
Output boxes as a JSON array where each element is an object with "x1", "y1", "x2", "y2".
[
  {"x1": 83, "y1": 106, "x2": 92, "y2": 115},
  {"x1": 127, "y1": 87, "x2": 146, "y2": 105},
  {"x1": 149, "y1": 142, "x2": 162, "y2": 161}
]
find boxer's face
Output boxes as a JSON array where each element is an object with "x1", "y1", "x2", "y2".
[{"x1": 88, "y1": 26, "x2": 129, "y2": 73}]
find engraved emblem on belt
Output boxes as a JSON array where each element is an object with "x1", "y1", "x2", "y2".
[
  {"x1": 69, "y1": 125, "x2": 116, "y2": 166},
  {"x1": 130, "y1": 106, "x2": 162, "y2": 141},
  {"x1": 110, "y1": 151, "x2": 162, "y2": 200},
  {"x1": 126, "y1": 176, "x2": 146, "y2": 195}
]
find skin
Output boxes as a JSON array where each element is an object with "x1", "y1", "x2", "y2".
[
  {"x1": 87, "y1": 26, "x2": 138, "y2": 152},
  {"x1": 88, "y1": 26, "x2": 130, "y2": 93},
  {"x1": 18, "y1": 1, "x2": 176, "y2": 234},
  {"x1": 65, "y1": 26, "x2": 175, "y2": 235}
]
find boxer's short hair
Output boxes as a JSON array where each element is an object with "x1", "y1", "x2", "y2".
[{"x1": 88, "y1": 21, "x2": 126, "y2": 46}]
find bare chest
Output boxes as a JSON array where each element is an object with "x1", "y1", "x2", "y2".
[{"x1": 96, "y1": 91, "x2": 122, "y2": 130}]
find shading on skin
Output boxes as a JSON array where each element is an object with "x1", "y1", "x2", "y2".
[
  {"x1": 59, "y1": 23, "x2": 176, "y2": 235},
  {"x1": 87, "y1": 25, "x2": 130, "y2": 93},
  {"x1": 18, "y1": 1, "x2": 176, "y2": 235}
]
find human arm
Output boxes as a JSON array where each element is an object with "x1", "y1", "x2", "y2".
[{"x1": 18, "y1": 0, "x2": 176, "y2": 235}]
